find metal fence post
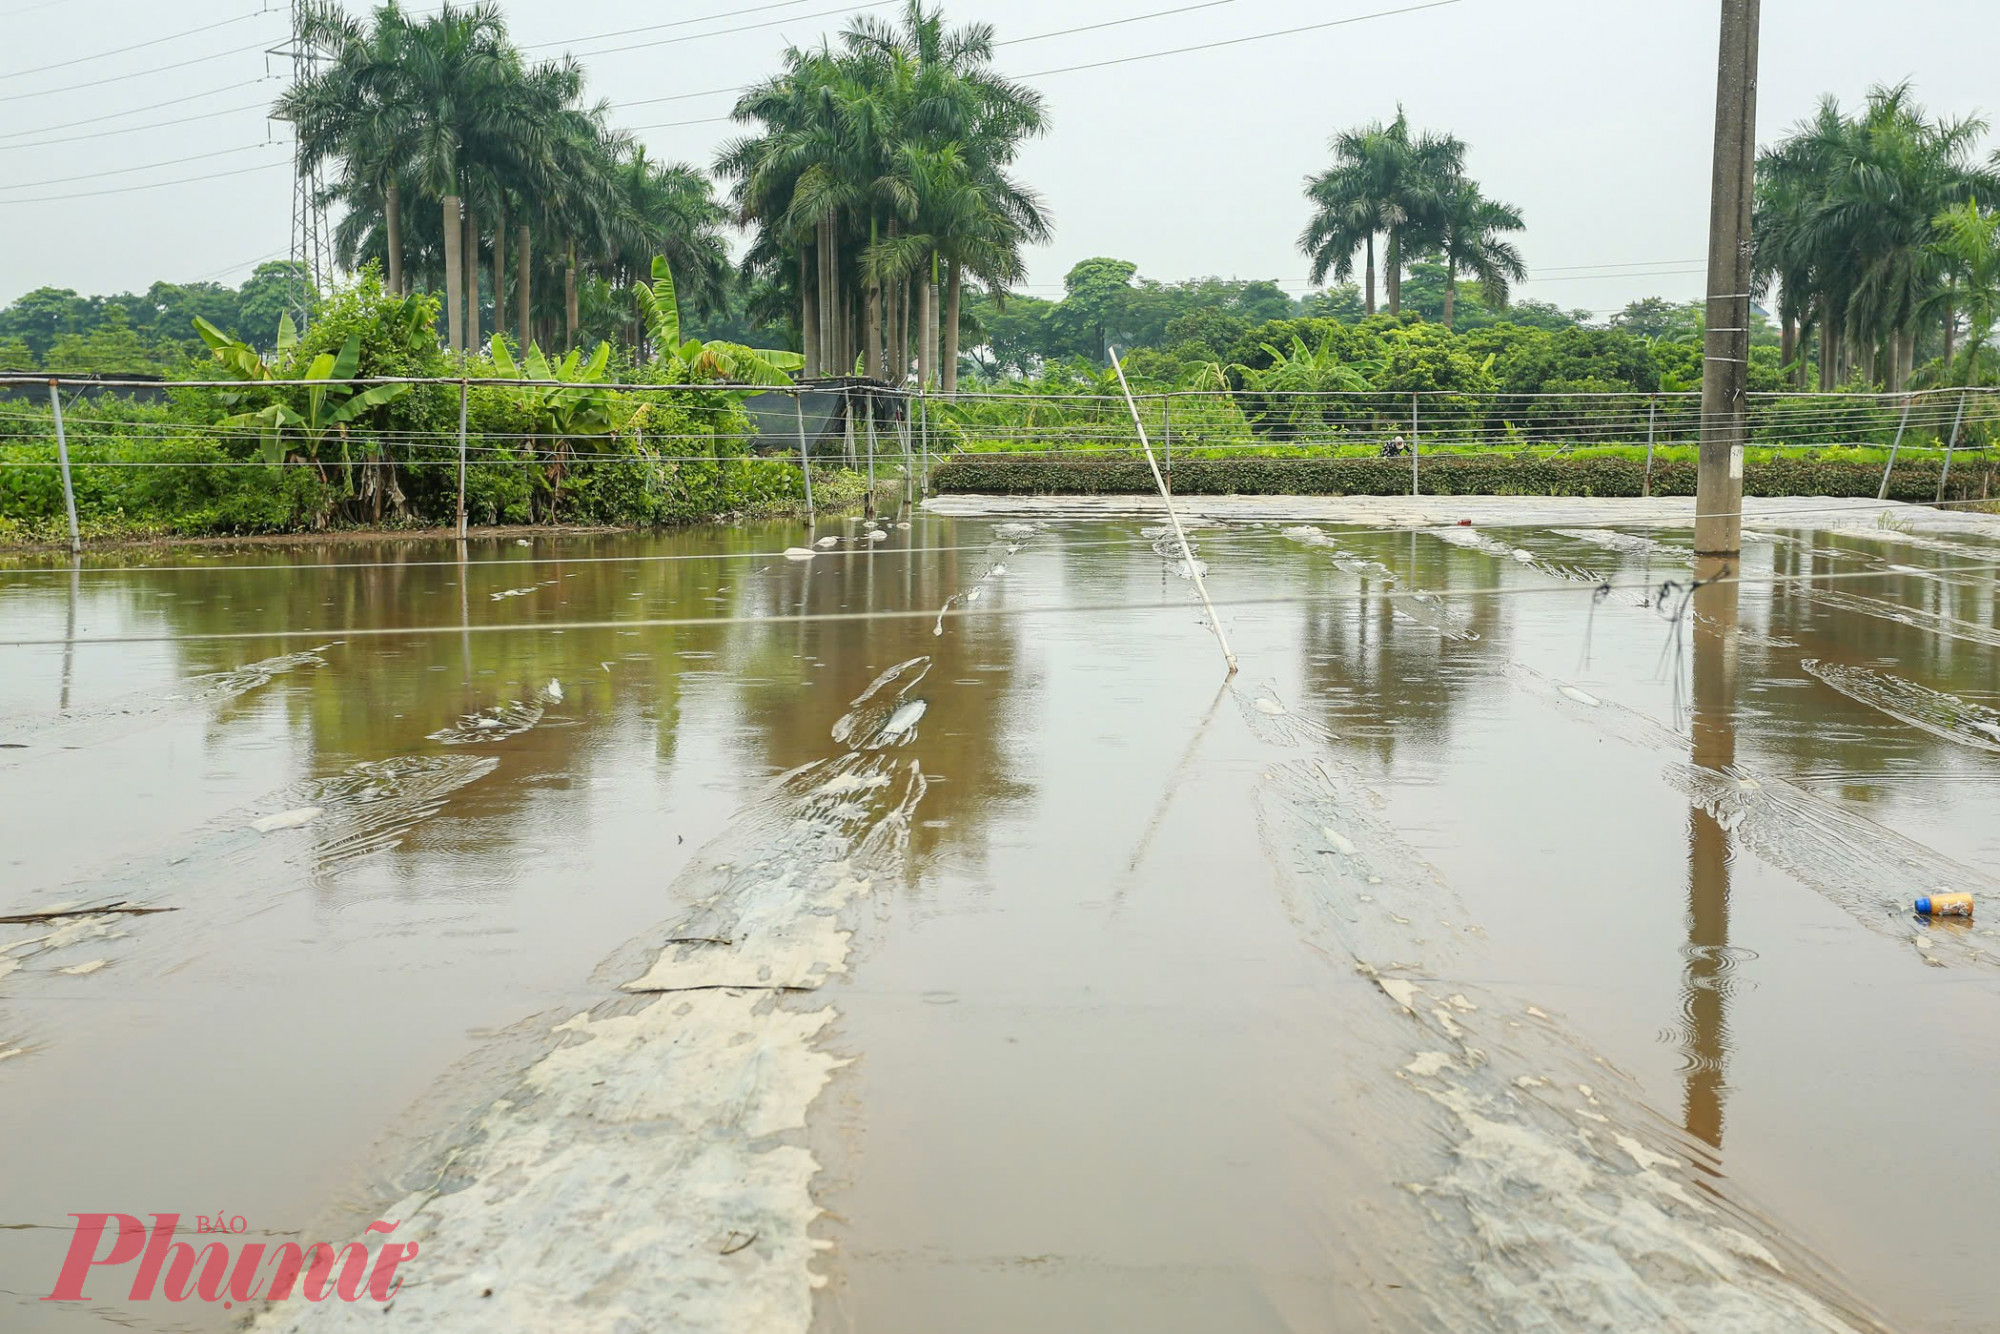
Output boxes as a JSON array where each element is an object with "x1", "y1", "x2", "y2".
[
  {"x1": 794, "y1": 387, "x2": 815, "y2": 524},
  {"x1": 918, "y1": 393, "x2": 929, "y2": 499},
  {"x1": 1410, "y1": 393, "x2": 1420, "y2": 496},
  {"x1": 1878, "y1": 392, "x2": 1915, "y2": 501},
  {"x1": 1937, "y1": 389, "x2": 1970, "y2": 505},
  {"x1": 46, "y1": 380, "x2": 81, "y2": 555},
  {"x1": 843, "y1": 387, "x2": 857, "y2": 470},
  {"x1": 455, "y1": 377, "x2": 469, "y2": 539},
  {"x1": 1642, "y1": 399, "x2": 1658, "y2": 498},
  {"x1": 863, "y1": 391, "x2": 877, "y2": 520},
  {"x1": 900, "y1": 394, "x2": 914, "y2": 506},
  {"x1": 1162, "y1": 393, "x2": 1173, "y2": 491}
]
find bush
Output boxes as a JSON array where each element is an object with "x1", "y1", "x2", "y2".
[{"x1": 932, "y1": 452, "x2": 2000, "y2": 502}]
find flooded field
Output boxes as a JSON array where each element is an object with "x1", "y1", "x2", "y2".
[{"x1": 3, "y1": 496, "x2": 1999, "y2": 1333}]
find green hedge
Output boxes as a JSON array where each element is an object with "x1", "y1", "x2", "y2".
[{"x1": 932, "y1": 453, "x2": 2000, "y2": 502}]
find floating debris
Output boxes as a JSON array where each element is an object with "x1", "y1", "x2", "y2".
[
  {"x1": 429, "y1": 679, "x2": 564, "y2": 746},
  {"x1": 490, "y1": 580, "x2": 557, "y2": 601},
  {"x1": 0, "y1": 647, "x2": 332, "y2": 752},
  {"x1": 250, "y1": 806, "x2": 323, "y2": 834},
  {"x1": 1804, "y1": 589, "x2": 2000, "y2": 650},
  {"x1": 1281, "y1": 527, "x2": 1478, "y2": 640},
  {"x1": 1553, "y1": 528, "x2": 1694, "y2": 560},
  {"x1": 1802, "y1": 659, "x2": 2000, "y2": 752},
  {"x1": 831, "y1": 658, "x2": 932, "y2": 750}
]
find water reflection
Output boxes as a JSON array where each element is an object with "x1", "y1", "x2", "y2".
[{"x1": 1682, "y1": 557, "x2": 1740, "y2": 1151}]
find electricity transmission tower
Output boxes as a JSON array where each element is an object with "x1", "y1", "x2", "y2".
[{"x1": 273, "y1": 0, "x2": 329, "y2": 327}]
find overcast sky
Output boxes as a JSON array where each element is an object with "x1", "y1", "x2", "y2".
[{"x1": 1, "y1": 0, "x2": 1994, "y2": 317}]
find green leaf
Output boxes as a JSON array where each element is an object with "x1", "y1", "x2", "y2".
[
  {"x1": 277, "y1": 312, "x2": 298, "y2": 354},
  {"x1": 648, "y1": 255, "x2": 681, "y2": 351},
  {"x1": 328, "y1": 334, "x2": 363, "y2": 386},
  {"x1": 489, "y1": 336, "x2": 519, "y2": 378}
]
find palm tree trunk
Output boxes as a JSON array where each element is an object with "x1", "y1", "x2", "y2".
[
  {"x1": 442, "y1": 194, "x2": 464, "y2": 354},
  {"x1": 1386, "y1": 229, "x2": 1402, "y2": 316},
  {"x1": 564, "y1": 241, "x2": 579, "y2": 350},
  {"x1": 493, "y1": 204, "x2": 507, "y2": 348},
  {"x1": 943, "y1": 259, "x2": 963, "y2": 397},
  {"x1": 1818, "y1": 298, "x2": 1835, "y2": 391},
  {"x1": 1942, "y1": 276, "x2": 1957, "y2": 367},
  {"x1": 1442, "y1": 274, "x2": 1457, "y2": 329},
  {"x1": 801, "y1": 248, "x2": 819, "y2": 377},
  {"x1": 384, "y1": 179, "x2": 403, "y2": 297},
  {"x1": 817, "y1": 220, "x2": 835, "y2": 377},
  {"x1": 463, "y1": 205, "x2": 480, "y2": 351},
  {"x1": 516, "y1": 224, "x2": 531, "y2": 351},
  {"x1": 1781, "y1": 315, "x2": 1797, "y2": 385},
  {"x1": 867, "y1": 282, "x2": 883, "y2": 381},
  {"x1": 1364, "y1": 233, "x2": 1377, "y2": 317},
  {"x1": 918, "y1": 265, "x2": 935, "y2": 390}
]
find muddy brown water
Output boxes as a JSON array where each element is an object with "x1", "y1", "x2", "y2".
[{"x1": 2, "y1": 506, "x2": 1998, "y2": 1332}]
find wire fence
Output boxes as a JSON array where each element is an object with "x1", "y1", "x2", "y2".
[{"x1": 3, "y1": 374, "x2": 1998, "y2": 552}]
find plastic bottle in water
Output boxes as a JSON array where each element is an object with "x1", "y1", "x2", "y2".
[{"x1": 1915, "y1": 893, "x2": 1974, "y2": 917}]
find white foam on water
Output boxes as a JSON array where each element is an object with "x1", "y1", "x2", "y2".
[
  {"x1": 1246, "y1": 688, "x2": 1885, "y2": 1332},
  {"x1": 251, "y1": 806, "x2": 323, "y2": 833},
  {"x1": 1802, "y1": 659, "x2": 2000, "y2": 753},
  {"x1": 0, "y1": 646, "x2": 332, "y2": 752},
  {"x1": 255, "y1": 715, "x2": 933, "y2": 1334}
]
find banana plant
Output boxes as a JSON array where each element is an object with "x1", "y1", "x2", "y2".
[
  {"x1": 489, "y1": 338, "x2": 617, "y2": 520},
  {"x1": 193, "y1": 312, "x2": 295, "y2": 382},
  {"x1": 193, "y1": 317, "x2": 410, "y2": 465},
  {"x1": 633, "y1": 256, "x2": 804, "y2": 386},
  {"x1": 490, "y1": 337, "x2": 616, "y2": 435}
]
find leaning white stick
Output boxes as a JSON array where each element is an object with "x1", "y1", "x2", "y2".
[{"x1": 1108, "y1": 347, "x2": 1239, "y2": 676}]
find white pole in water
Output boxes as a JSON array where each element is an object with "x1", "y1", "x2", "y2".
[
  {"x1": 864, "y1": 395, "x2": 879, "y2": 520},
  {"x1": 1642, "y1": 398, "x2": 1658, "y2": 498},
  {"x1": 1878, "y1": 392, "x2": 1915, "y2": 501},
  {"x1": 1109, "y1": 346, "x2": 1238, "y2": 676},
  {"x1": 46, "y1": 380, "x2": 81, "y2": 555},
  {"x1": 1410, "y1": 392, "x2": 1420, "y2": 496},
  {"x1": 455, "y1": 376, "x2": 469, "y2": 539},
  {"x1": 900, "y1": 395, "x2": 914, "y2": 508},
  {"x1": 795, "y1": 388, "x2": 815, "y2": 525}
]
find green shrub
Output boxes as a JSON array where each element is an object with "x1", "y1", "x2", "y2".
[{"x1": 932, "y1": 452, "x2": 2000, "y2": 502}]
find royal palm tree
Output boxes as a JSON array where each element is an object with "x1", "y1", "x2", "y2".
[
  {"x1": 1429, "y1": 181, "x2": 1526, "y2": 328},
  {"x1": 1756, "y1": 85, "x2": 1998, "y2": 389},
  {"x1": 720, "y1": 2, "x2": 1047, "y2": 388},
  {"x1": 1301, "y1": 110, "x2": 1464, "y2": 316}
]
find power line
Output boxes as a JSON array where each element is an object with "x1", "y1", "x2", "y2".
[
  {"x1": 0, "y1": 159, "x2": 286, "y2": 206},
  {"x1": 519, "y1": 0, "x2": 828, "y2": 53},
  {"x1": 995, "y1": 0, "x2": 1243, "y2": 48},
  {"x1": 561, "y1": 0, "x2": 899, "y2": 64},
  {"x1": 0, "y1": 35, "x2": 279, "y2": 104},
  {"x1": 0, "y1": 78, "x2": 269, "y2": 143},
  {"x1": 9, "y1": 560, "x2": 1998, "y2": 651},
  {"x1": 1015, "y1": 0, "x2": 1467, "y2": 79},
  {"x1": 0, "y1": 142, "x2": 277, "y2": 192},
  {"x1": 0, "y1": 10, "x2": 265, "y2": 82},
  {"x1": 624, "y1": 0, "x2": 1469, "y2": 136},
  {"x1": 0, "y1": 97, "x2": 274, "y2": 152}
]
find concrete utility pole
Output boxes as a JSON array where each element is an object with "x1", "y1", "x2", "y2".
[{"x1": 1697, "y1": 0, "x2": 1761, "y2": 560}]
